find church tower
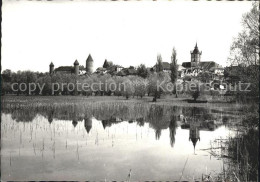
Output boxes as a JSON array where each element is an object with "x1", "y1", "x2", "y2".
[
  {"x1": 49, "y1": 62, "x2": 54, "y2": 74},
  {"x1": 189, "y1": 125, "x2": 200, "y2": 154},
  {"x1": 86, "y1": 54, "x2": 93, "y2": 74},
  {"x1": 190, "y1": 43, "x2": 202, "y2": 68}
]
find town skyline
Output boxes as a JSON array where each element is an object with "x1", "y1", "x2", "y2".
[{"x1": 2, "y1": 1, "x2": 252, "y2": 72}]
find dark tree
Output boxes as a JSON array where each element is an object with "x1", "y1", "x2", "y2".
[
  {"x1": 155, "y1": 54, "x2": 163, "y2": 72},
  {"x1": 170, "y1": 47, "x2": 178, "y2": 97},
  {"x1": 137, "y1": 64, "x2": 148, "y2": 78},
  {"x1": 103, "y1": 59, "x2": 109, "y2": 68}
]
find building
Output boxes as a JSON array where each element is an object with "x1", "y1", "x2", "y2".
[
  {"x1": 86, "y1": 54, "x2": 94, "y2": 74},
  {"x1": 49, "y1": 54, "x2": 94, "y2": 76},
  {"x1": 182, "y1": 43, "x2": 221, "y2": 72},
  {"x1": 49, "y1": 60, "x2": 80, "y2": 75}
]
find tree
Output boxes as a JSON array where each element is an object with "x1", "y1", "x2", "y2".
[
  {"x1": 131, "y1": 76, "x2": 148, "y2": 98},
  {"x1": 186, "y1": 81, "x2": 208, "y2": 101},
  {"x1": 170, "y1": 47, "x2": 178, "y2": 97},
  {"x1": 197, "y1": 71, "x2": 211, "y2": 83},
  {"x1": 1, "y1": 69, "x2": 12, "y2": 82},
  {"x1": 121, "y1": 77, "x2": 134, "y2": 99},
  {"x1": 103, "y1": 59, "x2": 109, "y2": 68},
  {"x1": 155, "y1": 54, "x2": 163, "y2": 72},
  {"x1": 229, "y1": 2, "x2": 259, "y2": 66},
  {"x1": 147, "y1": 72, "x2": 170, "y2": 102},
  {"x1": 137, "y1": 64, "x2": 148, "y2": 78},
  {"x1": 228, "y1": 2, "x2": 259, "y2": 97}
]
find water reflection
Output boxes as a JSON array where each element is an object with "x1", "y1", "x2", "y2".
[
  {"x1": 1, "y1": 102, "x2": 243, "y2": 181},
  {"x1": 2, "y1": 103, "x2": 240, "y2": 145}
]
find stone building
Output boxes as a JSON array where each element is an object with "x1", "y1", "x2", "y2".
[
  {"x1": 49, "y1": 54, "x2": 94, "y2": 76},
  {"x1": 86, "y1": 54, "x2": 93, "y2": 74}
]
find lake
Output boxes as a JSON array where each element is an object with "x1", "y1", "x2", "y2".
[{"x1": 1, "y1": 98, "x2": 243, "y2": 181}]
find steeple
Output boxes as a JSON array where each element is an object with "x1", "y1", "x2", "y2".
[
  {"x1": 189, "y1": 126, "x2": 200, "y2": 154},
  {"x1": 190, "y1": 42, "x2": 202, "y2": 68},
  {"x1": 74, "y1": 60, "x2": 79, "y2": 65},
  {"x1": 193, "y1": 42, "x2": 200, "y2": 54}
]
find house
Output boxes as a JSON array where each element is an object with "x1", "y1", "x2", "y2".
[{"x1": 116, "y1": 67, "x2": 137, "y2": 76}]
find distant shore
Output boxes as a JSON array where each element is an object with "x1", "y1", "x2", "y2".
[{"x1": 1, "y1": 95, "x2": 246, "y2": 109}]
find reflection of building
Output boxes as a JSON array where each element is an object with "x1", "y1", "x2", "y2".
[
  {"x1": 189, "y1": 125, "x2": 200, "y2": 154},
  {"x1": 84, "y1": 117, "x2": 92, "y2": 133},
  {"x1": 72, "y1": 120, "x2": 78, "y2": 127},
  {"x1": 47, "y1": 110, "x2": 54, "y2": 124}
]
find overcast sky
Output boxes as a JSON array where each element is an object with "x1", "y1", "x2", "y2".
[{"x1": 2, "y1": 0, "x2": 252, "y2": 73}]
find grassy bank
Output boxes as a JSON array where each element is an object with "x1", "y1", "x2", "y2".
[{"x1": 1, "y1": 95, "x2": 243, "y2": 109}]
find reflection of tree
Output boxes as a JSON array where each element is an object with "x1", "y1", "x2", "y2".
[
  {"x1": 169, "y1": 115, "x2": 178, "y2": 148},
  {"x1": 136, "y1": 118, "x2": 144, "y2": 127},
  {"x1": 101, "y1": 120, "x2": 112, "y2": 129},
  {"x1": 147, "y1": 106, "x2": 170, "y2": 140},
  {"x1": 10, "y1": 110, "x2": 36, "y2": 122},
  {"x1": 155, "y1": 129, "x2": 161, "y2": 140},
  {"x1": 72, "y1": 120, "x2": 78, "y2": 127}
]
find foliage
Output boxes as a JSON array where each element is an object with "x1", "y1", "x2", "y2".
[
  {"x1": 186, "y1": 81, "x2": 209, "y2": 101},
  {"x1": 197, "y1": 71, "x2": 211, "y2": 83},
  {"x1": 103, "y1": 59, "x2": 110, "y2": 68},
  {"x1": 155, "y1": 54, "x2": 163, "y2": 72},
  {"x1": 170, "y1": 47, "x2": 178, "y2": 84},
  {"x1": 136, "y1": 64, "x2": 148, "y2": 78},
  {"x1": 147, "y1": 72, "x2": 170, "y2": 102},
  {"x1": 229, "y1": 2, "x2": 259, "y2": 66}
]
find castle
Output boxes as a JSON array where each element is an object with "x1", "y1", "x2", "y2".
[
  {"x1": 49, "y1": 54, "x2": 93, "y2": 75},
  {"x1": 49, "y1": 43, "x2": 224, "y2": 79}
]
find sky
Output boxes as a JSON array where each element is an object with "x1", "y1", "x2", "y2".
[{"x1": 2, "y1": 0, "x2": 253, "y2": 73}]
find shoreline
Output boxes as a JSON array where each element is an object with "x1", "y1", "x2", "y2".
[{"x1": 1, "y1": 95, "x2": 246, "y2": 109}]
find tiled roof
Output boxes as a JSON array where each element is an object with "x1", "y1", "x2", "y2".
[
  {"x1": 177, "y1": 65, "x2": 186, "y2": 70},
  {"x1": 86, "y1": 54, "x2": 93, "y2": 62},
  {"x1": 162, "y1": 62, "x2": 171, "y2": 70},
  {"x1": 182, "y1": 61, "x2": 219, "y2": 71},
  {"x1": 74, "y1": 60, "x2": 79, "y2": 65},
  {"x1": 182, "y1": 62, "x2": 191, "y2": 68},
  {"x1": 55, "y1": 66, "x2": 73, "y2": 72}
]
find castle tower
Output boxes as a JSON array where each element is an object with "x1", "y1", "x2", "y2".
[
  {"x1": 74, "y1": 60, "x2": 79, "y2": 76},
  {"x1": 86, "y1": 54, "x2": 93, "y2": 74},
  {"x1": 189, "y1": 125, "x2": 200, "y2": 154},
  {"x1": 49, "y1": 62, "x2": 54, "y2": 74},
  {"x1": 190, "y1": 43, "x2": 202, "y2": 68}
]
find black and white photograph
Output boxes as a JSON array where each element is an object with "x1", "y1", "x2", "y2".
[{"x1": 1, "y1": 0, "x2": 259, "y2": 181}]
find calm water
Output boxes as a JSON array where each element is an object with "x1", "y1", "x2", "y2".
[{"x1": 1, "y1": 102, "x2": 242, "y2": 181}]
